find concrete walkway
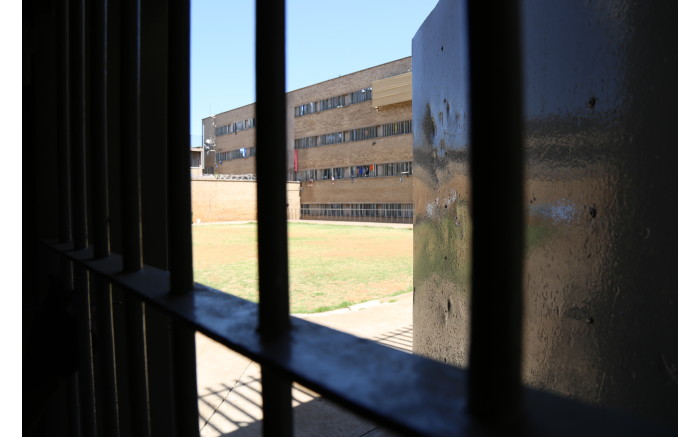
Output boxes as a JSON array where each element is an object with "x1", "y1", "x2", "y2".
[
  {"x1": 196, "y1": 292, "x2": 413, "y2": 436},
  {"x1": 192, "y1": 219, "x2": 413, "y2": 230}
]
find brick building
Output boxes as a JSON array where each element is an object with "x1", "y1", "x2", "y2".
[{"x1": 202, "y1": 57, "x2": 414, "y2": 223}]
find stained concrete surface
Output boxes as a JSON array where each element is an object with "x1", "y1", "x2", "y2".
[{"x1": 196, "y1": 292, "x2": 413, "y2": 436}]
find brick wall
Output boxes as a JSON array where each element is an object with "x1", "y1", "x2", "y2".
[
  {"x1": 299, "y1": 175, "x2": 412, "y2": 204},
  {"x1": 296, "y1": 133, "x2": 412, "y2": 170},
  {"x1": 191, "y1": 180, "x2": 301, "y2": 223}
]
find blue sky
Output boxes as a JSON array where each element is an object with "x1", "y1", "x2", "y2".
[{"x1": 190, "y1": 0, "x2": 439, "y2": 142}]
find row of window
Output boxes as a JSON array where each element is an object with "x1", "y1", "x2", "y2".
[
  {"x1": 294, "y1": 119, "x2": 412, "y2": 150},
  {"x1": 294, "y1": 87, "x2": 372, "y2": 117},
  {"x1": 216, "y1": 147, "x2": 256, "y2": 163},
  {"x1": 215, "y1": 117, "x2": 256, "y2": 137},
  {"x1": 301, "y1": 203, "x2": 414, "y2": 218},
  {"x1": 296, "y1": 161, "x2": 412, "y2": 182}
]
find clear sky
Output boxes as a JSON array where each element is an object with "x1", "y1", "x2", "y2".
[{"x1": 190, "y1": 0, "x2": 439, "y2": 143}]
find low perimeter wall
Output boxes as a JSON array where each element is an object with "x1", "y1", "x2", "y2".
[{"x1": 191, "y1": 179, "x2": 301, "y2": 223}]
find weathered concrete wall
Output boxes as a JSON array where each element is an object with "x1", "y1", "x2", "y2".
[
  {"x1": 412, "y1": 0, "x2": 472, "y2": 367},
  {"x1": 191, "y1": 180, "x2": 300, "y2": 222},
  {"x1": 412, "y1": 0, "x2": 676, "y2": 425}
]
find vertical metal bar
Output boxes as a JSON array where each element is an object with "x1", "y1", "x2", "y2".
[
  {"x1": 166, "y1": 2, "x2": 199, "y2": 436},
  {"x1": 255, "y1": 0, "x2": 290, "y2": 336},
  {"x1": 57, "y1": 7, "x2": 81, "y2": 431},
  {"x1": 256, "y1": 1, "x2": 293, "y2": 436},
  {"x1": 58, "y1": 0, "x2": 72, "y2": 246},
  {"x1": 93, "y1": 278, "x2": 120, "y2": 437},
  {"x1": 70, "y1": 0, "x2": 88, "y2": 252},
  {"x1": 88, "y1": 3, "x2": 121, "y2": 433},
  {"x1": 90, "y1": 0, "x2": 111, "y2": 260},
  {"x1": 140, "y1": 0, "x2": 178, "y2": 433},
  {"x1": 261, "y1": 364, "x2": 293, "y2": 437},
  {"x1": 467, "y1": 0, "x2": 524, "y2": 422},
  {"x1": 124, "y1": 292, "x2": 152, "y2": 437},
  {"x1": 121, "y1": 0, "x2": 143, "y2": 273},
  {"x1": 69, "y1": 0, "x2": 98, "y2": 435},
  {"x1": 167, "y1": 0, "x2": 193, "y2": 294},
  {"x1": 120, "y1": 0, "x2": 151, "y2": 435}
]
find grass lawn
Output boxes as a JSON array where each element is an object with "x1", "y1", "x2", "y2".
[{"x1": 193, "y1": 222, "x2": 413, "y2": 314}]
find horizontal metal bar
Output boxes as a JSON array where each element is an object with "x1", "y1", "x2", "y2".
[{"x1": 44, "y1": 241, "x2": 673, "y2": 437}]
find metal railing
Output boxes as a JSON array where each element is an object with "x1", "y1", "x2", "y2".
[{"x1": 26, "y1": 0, "x2": 672, "y2": 436}]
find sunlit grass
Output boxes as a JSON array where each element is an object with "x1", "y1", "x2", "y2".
[{"x1": 193, "y1": 222, "x2": 412, "y2": 313}]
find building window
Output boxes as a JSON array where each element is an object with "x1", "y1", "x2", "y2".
[
  {"x1": 294, "y1": 87, "x2": 373, "y2": 117},
  {"x1": 381, "y1": 120, "x2": 412, "y2": 137},
  {"x1": 349, "y1": 126, "x2": 378, "y2": 142},
  {"x1": 214, "y1": 117, "x2": 256, "y2": 137},
  {"x1": 300, "y1": 203, "x2": 413, "y2": 221},
  {"x1": 296, "y1": 161, "x2": 412, "y2": 181},
  {"x1": 293, "y1": 119, "x2": 411, "y2": 150},
  {"x1": 216, "y1": 147, "x2": 255, "y2": 163},
  {"x1": 350, "y1": 88, "x2": 372, "y2": 104}
]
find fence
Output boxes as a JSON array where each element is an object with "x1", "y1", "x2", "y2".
[{"x1": 299, "y1": 206, "x2": 413, "y2": 224}]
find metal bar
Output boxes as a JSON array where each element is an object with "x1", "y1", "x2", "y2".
[
  {"x1": 139, "y1": 0, "x2": 178, "y2": 433},
  {"x1": 167, "y1": 0, "x2": 193, "y2": 294},
  {"x1": 69, "y1": 0, "x2": 98, "y2": 434},
  {"x1": 261, "y1": 364, "x2": 293, "y2": 437},
  {"x1": 57, "y1": 7, "x2": 80, "y2": 430},
  {"x1": 124, "y1": 291, "x2": 152, "y2": 436},
  {"x1": 118, "y1": 0, "x2": 151, "y2": 434},
  {"x1": 70, "y1": 0, "x2": 88, "y2": 251},
  {"x1": 255, "y1": 0, "x2": 290, "y2": 337},
  {"x1": 75, "y1": 265, "x2": 98, "y2": 437},
  {"x1": 88, "y1": 2, "x2": 120, "y2": 432},
  {"x1": 93, "y1": 276, "x2": 120, "y2": 437},
  {"x1": 120, "y1": 0, "x2": 143, "y2": 273},
  {"x1": 90, "y1": 0, "x2": 111, "y2": 260},
  {"x1": 57, "y1": 0, "x2": 72, "y2": 245},
  {"x1": 467, "y1": 0, "x2": 525, "y2": 423},
  {"x1": 171, "y1": 319, "x2": 199, "y2": 437},
  {"x1": 111, "y1": 286, "x2": 135, "y2": 435},
  {"x1": 255, "y1": 0, "x2": 293, "y2": 434},
  {"x1": 166, "y1": 2, "x2": 199, "y2": 436}
]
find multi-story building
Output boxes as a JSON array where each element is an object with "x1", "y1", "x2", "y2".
[{"x1": 202, "y1": 57, "x2": 414, "y2": 223}]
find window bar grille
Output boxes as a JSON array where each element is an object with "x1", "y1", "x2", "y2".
[
  {"x1": 88, "y1": 0, "x2": 121, "y2": 434},
  {"x1": 167, "y1": 0, "x2": 201, "y2": 435},
  {"x1": 32, "y1": 0, "x2": 673, "y2": 435},
  {"x1": 468, "y1": 1, "x2": 524, "y2": 424},
  {"x1": 255, "y1": 0, "x2": 293, "y2": 435}
]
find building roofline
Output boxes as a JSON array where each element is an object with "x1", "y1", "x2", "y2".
[
  {"x1": 286, "y1": 56, "x2": 412, "y2": 95},
  {"x1": 202, "y1": 56, "x2": 412, "y2": 122}
]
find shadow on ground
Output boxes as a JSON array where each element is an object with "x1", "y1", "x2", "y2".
[{"x1": 198, "y1": 326, "x2": 413, "y2": 436}]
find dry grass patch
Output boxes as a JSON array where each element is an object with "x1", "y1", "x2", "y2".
[{"x1": 193, "y1": 222, "x2": 412, "y2": 313}]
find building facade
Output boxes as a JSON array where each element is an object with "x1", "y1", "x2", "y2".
[{"x1": 202, "y1": 57, "x2": 414, "y2": 223}]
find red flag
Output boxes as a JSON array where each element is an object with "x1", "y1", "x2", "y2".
[{"x1": 294, "y1": 149, "x2": 298, "y2": 172}]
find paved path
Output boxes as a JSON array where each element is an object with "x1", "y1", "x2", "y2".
[
  {"x1": 196, "y1": 293, "x2": 413, "y2": 436},
  {"x1": 193, "y1": 219, "x2": 413, "y2": 230}
]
